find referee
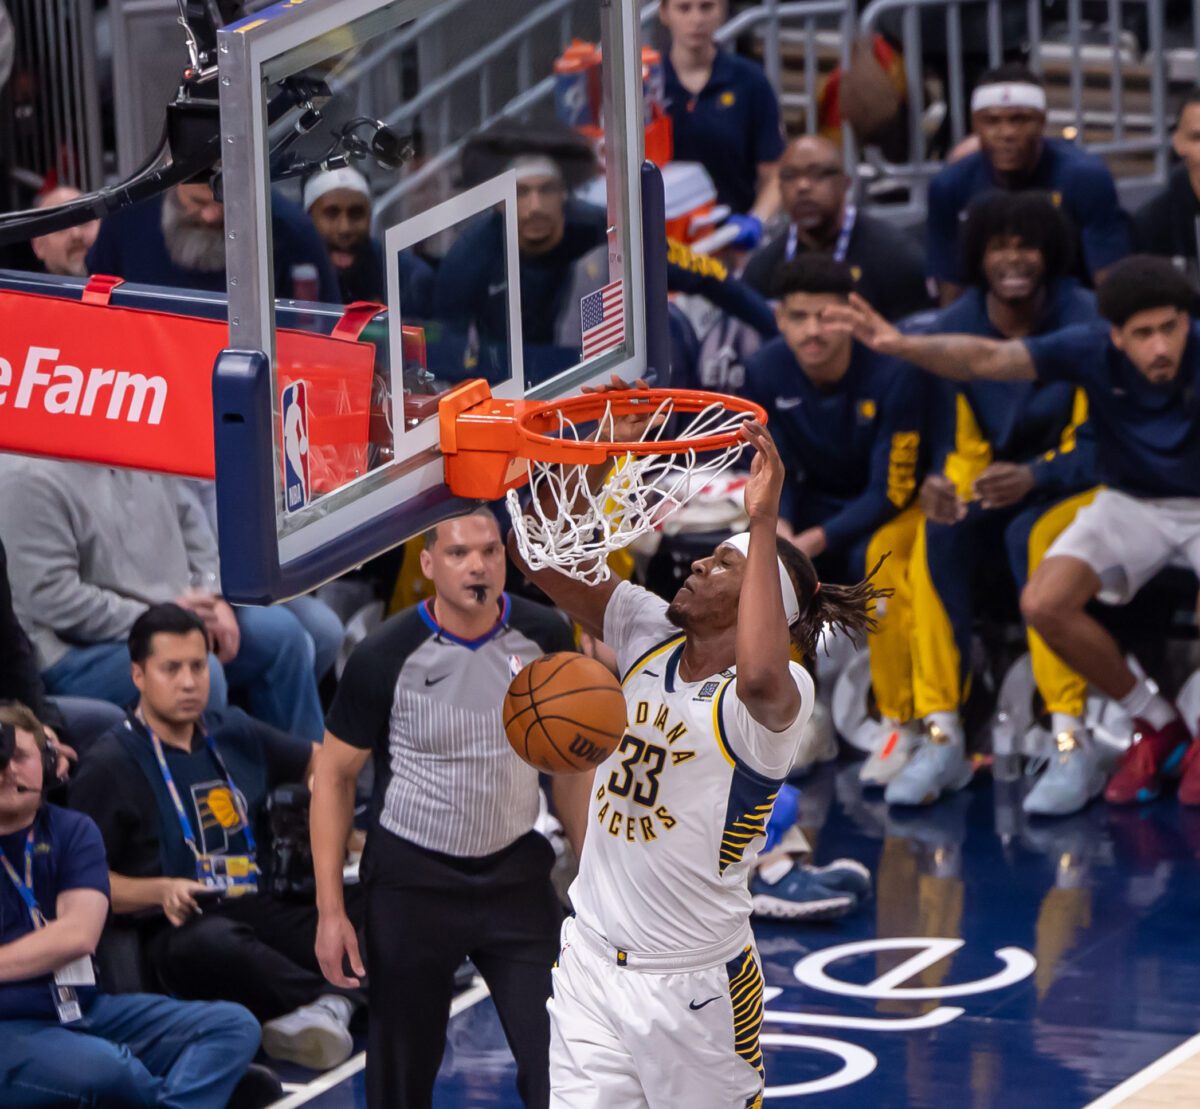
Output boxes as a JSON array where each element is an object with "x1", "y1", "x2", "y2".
[{"x1": 311, "y1": 506, "x2": 586, "y2": 1109}]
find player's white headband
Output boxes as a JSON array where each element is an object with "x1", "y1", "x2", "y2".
[
  {"x1": 508, "y1": 155, "x2": 564, "y2": 184},
  {"x1": 719, "y1": 532, "x2": 802, "y2": 626},
  {"x1": 971, "y1": 83, "x2": 1047, "y2": 114},
  {"x1": 303, "y1": 166, "x2": 371, "y2": 211}
]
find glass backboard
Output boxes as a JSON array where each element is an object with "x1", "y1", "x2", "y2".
[{"x1": 214, "y1": 0, "x2": 660, "y2": 601}]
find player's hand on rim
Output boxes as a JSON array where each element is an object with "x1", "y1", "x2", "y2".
[
  {"x1": 740, "y1": 421, "x2": 784, "y2": 522},
  {"x1": 581, "y1": 374, "x2": 661, "y2": 442},
  {"x1": 822, "y1": 292, "x2": 902, "y2": 354}
]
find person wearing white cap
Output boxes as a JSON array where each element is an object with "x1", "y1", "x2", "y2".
[
  {"x1": 509, "y1": 415, "x2": 886, "y2": 1107},
  {"x1": 303, "y1": 167, "x2": 433, "y2": 313},
  {"x1": 926, "y1": 63, "x2": 1130, "y2": 305}
]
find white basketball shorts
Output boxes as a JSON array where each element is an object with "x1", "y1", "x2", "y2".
[
  {"x1": 1046, "y1": 489, "x2": 1200, "y2": 604},
  {"x1": 547, "y1": 915, "x2": 765, "y2": 1109}
]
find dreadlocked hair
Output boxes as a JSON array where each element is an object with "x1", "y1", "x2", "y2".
[{"x1": 775, "y1": 541, "x2": 894, "y2": 659}]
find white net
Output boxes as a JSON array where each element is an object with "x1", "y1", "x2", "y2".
[{"x1": 506, "y1": 394, "x2": 754, "y2": 584}]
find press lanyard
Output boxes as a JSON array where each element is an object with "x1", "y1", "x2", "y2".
[
  {"x1": 0, "y1": 828, "x2": 44, "y2": 928},
  {"x1": 787, "y1": 203, "x2": 856, "y2": 264},
  {"x1": 139, "y1": 715, "x2": 257, "y2": 861},
  {"x1": 1, "y1": 823, "x2": 91, "y2": 1023}
]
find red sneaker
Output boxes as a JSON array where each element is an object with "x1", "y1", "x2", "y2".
[
  {"x1": 1104, "y1": 717, "x2": 1191, "y2": 805},
  {"x1": 1177, "y1": 739, "x2": 1200, "y2": 806}
]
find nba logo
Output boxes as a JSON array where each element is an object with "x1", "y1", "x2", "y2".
[{"x1": 281, "y1": 381, "x2": 311, "y2": 514}]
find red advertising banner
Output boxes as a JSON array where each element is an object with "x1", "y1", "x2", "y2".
[{"x1": 0, "y1": 286, "x2": 377, "y2": 480}]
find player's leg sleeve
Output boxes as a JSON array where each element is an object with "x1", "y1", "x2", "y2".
[
  {"x1": 912, "y1": 513, "x2": 976, "y2": 717},
  {"x1": 1006, "y1": 492, "x2": 1098, "y2": 718},
  {"x1": 858, "y1": 505, "x2": 921, "y2": 722}
]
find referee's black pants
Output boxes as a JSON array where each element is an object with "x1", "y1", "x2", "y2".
[{"x1": 362, "y1": 828, "x2": 562, "y2": 1109}]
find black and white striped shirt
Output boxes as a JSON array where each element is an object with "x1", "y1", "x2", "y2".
[{"x1": 327, "y1": 594, "x2": 573, "y2": 857}]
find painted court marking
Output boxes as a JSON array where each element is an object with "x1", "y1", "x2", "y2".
[
  {"x1": 1082, "y1": 1033, "x2": 1200, "y2": 1109},
  {"x1": 268, "y1": 979, "x2": 492, "y2": 1108}
]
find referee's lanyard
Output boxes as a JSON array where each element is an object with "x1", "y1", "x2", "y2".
[
  {"x1": 786, "y1": 203, "x2": 856, "y2": 264},
  {"x1": 0, "y1": 827, "x2": 94, "y2": 1023},
  {"x1": 140, "y1": 712, "x2": 259, "y2": 893}
]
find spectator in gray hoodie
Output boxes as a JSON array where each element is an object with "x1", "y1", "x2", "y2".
[{"x1": 0, "y1": 456, "x2": 325, "y2": 741}]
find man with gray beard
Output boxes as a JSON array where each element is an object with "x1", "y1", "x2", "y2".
[{"x1": 86, "y1": 181, "x2": 339, "y2": 301}]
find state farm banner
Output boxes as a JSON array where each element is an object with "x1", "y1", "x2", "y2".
[{"x1": 0, "y1": 287, "x2": 376, "y2": 480}]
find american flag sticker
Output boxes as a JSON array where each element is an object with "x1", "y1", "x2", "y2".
[{"x1": 580, "y1": 279, "x2": 625, "y2": 360}]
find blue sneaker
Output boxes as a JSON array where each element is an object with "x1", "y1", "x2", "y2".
[
  {"x1": 885, "y1": 721, "x2": 974, "y2": 807},
  {"x1": 807, "y1": 858, "x2": 872, "y2": 903},
  {"x1": 750, "y1": 862, "x2": 857, "y2": 922},
  {"x1": 1023, "y1": 731, "x2": 1106, "y2": 817}
]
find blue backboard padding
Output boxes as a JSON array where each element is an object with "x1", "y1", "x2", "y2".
[
  {"x1": 640, "y1": 161, "x2": 669, "y2": 386},
  {"x1": 212, "y1": 348, "x2": 472, "y2": 604}
]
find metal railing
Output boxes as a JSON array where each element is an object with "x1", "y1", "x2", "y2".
[
  {"x1": 2, "y1": 0, "x2": 102, "y2": 196},
  {"x1": 361, "y1": 0, "x2": 1197, "y2": 228},
  {"x1": 368, "y1": 0, "x2": 856, "y2": 228},
  {"x1": 368, "y1": 0, "x2": 586, "y2": 229},
  {"x1": 859, "y1": 0, "x2": 1173, "y2": 219}
]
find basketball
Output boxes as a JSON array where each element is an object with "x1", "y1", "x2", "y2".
[{"x1": 503, "y1": 652, "x2": 628, "y2": 774}]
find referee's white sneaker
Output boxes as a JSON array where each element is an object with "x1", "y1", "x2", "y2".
[{"x1": 261, "y1": 994, "x2": 354, "y2": 1071}]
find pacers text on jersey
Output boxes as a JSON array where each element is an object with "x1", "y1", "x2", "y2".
[{"x1": 593, "y1": 698, "x2": 697, "y2": 842}]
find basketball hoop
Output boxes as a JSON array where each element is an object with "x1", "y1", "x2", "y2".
[{"x1": 439, "y1": 381, "x2": 767, "y2": 584}]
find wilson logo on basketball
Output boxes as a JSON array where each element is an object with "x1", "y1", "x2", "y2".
[{"x1": 568, "y1": 735, "x2": 609, "y2": 765}]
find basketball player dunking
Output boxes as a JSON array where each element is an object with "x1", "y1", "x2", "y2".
[{"x1": 509, "y1": 412, "x2": 884, "y2": 1108}]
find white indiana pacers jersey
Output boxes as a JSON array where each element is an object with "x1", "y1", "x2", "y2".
[{"x1": 569, "y1": 580, "x2": 814, "y2": 965}]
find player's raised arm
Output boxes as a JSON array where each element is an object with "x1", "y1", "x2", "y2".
[
  {"x1": 506, "y1": 376, "x2": 656, "y2": 638},
  {"x1": 734, "y1": 422, "x2": 804, "y2": 732},
  {"x1": 824, "y1": 293, "x2": 1037, "y2": 382}
]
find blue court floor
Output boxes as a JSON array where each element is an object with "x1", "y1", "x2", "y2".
[{"x1": 275, "y1": 760, "x2": 1200, "y2": 1107}]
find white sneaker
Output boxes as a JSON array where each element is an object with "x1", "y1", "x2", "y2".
[
  {"x1": 261, "y1": 995, "x2": 354, "y2": 1071},
  {"x1": 859, "y1": 720, "x2": 920, "y2": 787}
]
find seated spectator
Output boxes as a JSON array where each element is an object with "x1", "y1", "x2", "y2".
[
  {"x1": 303, "y1": 166, "x2": 434, "y2": 313},
  {"x1": 0, "y1": 536, "x2": 122, "y2": 767},
  {"x1": 29, "y1": 186, "x2": 99, "y2": 278},
  {"x1": 434, "y1": 154, "x2": 610, "y2": 386},
  {"x1": 659, "y1": 0, "x2": 784, "y2": 244},
  {"x1": 742, "y1": 135, "x2": 930, "y2": 321},
  {"x1": 1133, "y1": 88, "x2": 1200, "y2": 279},
  {"x1": 69, "y1": 605, "x2": 365, "y2": 1071},
  {"x1": 0, "y1": 701, "x2": 260, "y2": 1107},
  {"x1": 743, "y1": 256, "x2": 922, "y2": 756},
  {"x1": 0, "y1": 457, "x2": 326, "y2": 741},
  {"x1": 926, "y1": 64, "x2": 1131, "y2": 303},
  {"x1": 827, "y1": 256, "x2": 1200, "y2": 809},
  {"x1": 86, "y1": 181, "x2": 339, "y2": 301},
  {"x1": 868, "y1": 192, "x2": 1103, "y2": 812},
  {"x1": 178, "y1": 481, "x2": 344, "y2": 689}
]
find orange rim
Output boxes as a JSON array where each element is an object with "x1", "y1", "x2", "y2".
[{"x1": 515, "y1": 388, "x2": 766, "y2": 464}]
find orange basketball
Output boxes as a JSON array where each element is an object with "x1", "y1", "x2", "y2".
[{"x1": 503, "y1": 652, "x2": 627, "y2": 774}]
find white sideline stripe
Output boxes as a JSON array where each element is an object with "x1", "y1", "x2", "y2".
[
  {"x1": 1082, "y1": 1032, "x2": 1200, "y2": 1109},
  {"x1": 267, "y1": 979, "x2": 492, "y2": 1108}
]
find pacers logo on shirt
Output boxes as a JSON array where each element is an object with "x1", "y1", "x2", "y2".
[{"x1": 192, "y1": 781, "x2": 247, "y2": 854}]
